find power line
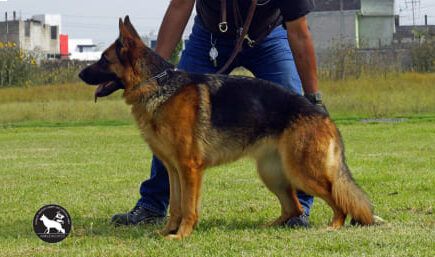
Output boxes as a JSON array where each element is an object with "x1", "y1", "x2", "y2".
[
  {"x1": 404, "y1": 0, "x2": 421, "y2": 26},
  {"x1": 19, "y1": 11, "x2": 163, "y2": 21}
]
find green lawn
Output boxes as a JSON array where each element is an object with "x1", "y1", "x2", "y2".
[
  {"x1": 0, "y1": 72, "x2": 434, "y2": 124},
  {"x1": 0, "y1": 117, "x2": 433, "y2": 256}
]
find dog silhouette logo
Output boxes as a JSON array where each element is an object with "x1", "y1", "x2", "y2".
[{"x1": 33, "y1": 205, "x2": 71, "y2": 243}]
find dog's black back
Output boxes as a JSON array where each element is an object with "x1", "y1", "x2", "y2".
[{"x1": 158, "y1": 70, "x2": 323, "y2": 142}]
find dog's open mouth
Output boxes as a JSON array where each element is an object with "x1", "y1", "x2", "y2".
[{"x1": 94, "y1": 81, "x2": 123, "y2": 102}]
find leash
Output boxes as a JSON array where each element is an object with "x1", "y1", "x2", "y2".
[
  {"x1": 219, "y1": 0, "x2": 228, "y2": 33},
  {"x1": 216, "y1": 0, "x2": 258, "y2": 74}
]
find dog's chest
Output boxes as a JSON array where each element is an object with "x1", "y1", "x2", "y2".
[{"x1": 131, "y1": 106, "x2": 174, "y2": 156}]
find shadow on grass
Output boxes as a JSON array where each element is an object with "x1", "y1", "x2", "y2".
[{"x1": 0, "y1": 216, "x2": 268, "y2": 241}]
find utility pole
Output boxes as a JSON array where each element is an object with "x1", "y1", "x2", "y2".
[
  {"x1": 411, "y1": 0, "x2": 415, "y2": 26},
  {"x1": 5, "y1": 12, "x2": 8, "y2": 42},
  {"x1": 405, "y1": 0, "x2": 420, "y2": 27},
  {"x1": 339, "y1": 0, "x2": 344, "y2": 41},
  {"x1": 404, "y1": 0, "x2": 420, "y2": 41}
]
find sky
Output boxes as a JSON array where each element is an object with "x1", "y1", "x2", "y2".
[{"x1": 1, "y1": 0, "x2": 435, "y2": 48}]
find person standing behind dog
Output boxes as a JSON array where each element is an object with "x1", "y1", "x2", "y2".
[{"x1": 112, "y1": 0, "x2": 328, "y2": 228}]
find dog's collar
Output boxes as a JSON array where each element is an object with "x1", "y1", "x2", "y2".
[
  {"x1": 132, "y1": 69, "x2": 175, "y2": 90},
  {"x1": 148, "y1": 69, "x2": 170, "y2": 85}
]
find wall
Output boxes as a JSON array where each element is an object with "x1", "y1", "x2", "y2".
[
  {"x1": 357, "y1": 16, "x2": 395, "y2": 48},
  {"x1": 19, "y1": 20, "x2": 59, "y2": 54},
  {"x1": 308, "y1": 0, "x2": 395, "y2": 51},
  {"x1": 357, "y1": 0, "x2": 395, "y2": 48},
  {"x1": 60, "y1": 34, "x2": 68, "y2": 58},
  {"x1": 0, "y1": 19, "x2": 59, "y2": 55},
  {"x1": 69, "y1": 38, "x2": 94, "y2": 53},
  {"x1": 0, "y1": 20, "x2": 20, "y2": 45},
  {"x1": 68, "y1": 39, "x2": 101, "y2": 61},
  {"x1": 307, "y1": 10, "x2": 358, "y2": 52},
  {"x1": 312, "y1": 0, "x2": 361, "y2": 11},
  {"x1": 360, "y1": 0, "x2": 394, "y2": 15},
  {"x1": 32, "y1": 14, "x2": 62, "y2": 34}
]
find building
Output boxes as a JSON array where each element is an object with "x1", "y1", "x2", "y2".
[
  {"x1": 31, "y1": 14, "x2": 62, "y2": 34},
  {"x1": 59, "y1": 34, "x2": 69, "y2": 58},
  {"x1": 68, "y1": 39, "x2": 102, "y2": 61},
  {"x1": 307, "y1": 0, "x2": 395, "y2": 51},
  {"x1": 1, "y1": 12, "x2": 103, "y2": 60},
  {"x1": 358, "y1": 0, "x2": 395, "y2": 48},
  {"x1": 0, "y1": 12, "x2": 60, "y2": 57}
]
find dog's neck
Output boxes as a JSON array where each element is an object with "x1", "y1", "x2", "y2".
[
  {"x1": 142, "y1": 47, "x2": 174, "y2": 79},
  {"x1": 124, "y1": 48, "x2": 173, "y2": 105}
]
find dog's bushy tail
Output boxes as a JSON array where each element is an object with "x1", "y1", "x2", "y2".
[{"x1": 332, "y1": 161, "x2": 374, "y2": 225}]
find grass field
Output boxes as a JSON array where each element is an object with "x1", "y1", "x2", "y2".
[
  {"x1": 0, "y1": 72, "x2": 434, "y2": 124},
  {"x1": 0, "y1": 119, "x2": 433, "y2": 256},
  {"x1": 0, "y1": 72, "x2": 434, "y2": 256}
]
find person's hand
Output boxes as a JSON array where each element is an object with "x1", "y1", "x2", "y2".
[{"x1": 304, "y1": 92, "x2": 329, "y2": 116}]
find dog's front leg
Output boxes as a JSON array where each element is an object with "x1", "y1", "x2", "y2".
[
  {"x1": 166, "y1": 161, "x2": 203, "y2": 239},
  {"x1": 158, "y1": 165, "x2": 182, "y2": 236}
]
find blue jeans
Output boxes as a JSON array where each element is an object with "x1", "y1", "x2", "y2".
[{"x1": 137, "y1": 16, "x2": 314, "y2": 216}]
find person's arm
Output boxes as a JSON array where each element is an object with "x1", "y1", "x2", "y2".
[
  {"x1": 285, "y1": 16, "x2": 329, "y2": 114},
  {"x1": 285, "y1": 16, "x2": 318, "y2": 94},
  {"x1": 155, "y1": 0, "x2": 195, "y2": 60}
]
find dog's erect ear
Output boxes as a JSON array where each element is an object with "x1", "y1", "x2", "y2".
[
  {"x1": 119, "y1": 18, "x2": 123, "y2": 33},
  {"x1": 123, "y1": 15, "x2": 141, "y2": 39},
  {"x1": 118, "y1": 17, "x2": 135, "y2": 48}
]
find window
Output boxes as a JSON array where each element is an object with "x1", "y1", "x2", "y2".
[
  {"x1": 51, "y1": 26, "x2": 57, "y2": 40},
  {"x1": 151, "y1": 40, "x2": 157, "y2": 49},
  {"x1": 25, "y1": 22, "x2": 30, "y2": 37}
]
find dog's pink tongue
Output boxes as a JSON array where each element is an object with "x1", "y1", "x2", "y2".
[{"x1": 94, "y1": 84, "x2": 105, "y2": 103}]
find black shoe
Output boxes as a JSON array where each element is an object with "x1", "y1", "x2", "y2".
[
  {"x1": 111, "y1": 206, "x2": 166, "y2": 226},
  {"x1": 284, "y1": 214, "x2": 311, "y2": 229}
]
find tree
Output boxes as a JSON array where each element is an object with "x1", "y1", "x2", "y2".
[{"x1": 169, "y1": 40, "x2": 183, "y2": 65}]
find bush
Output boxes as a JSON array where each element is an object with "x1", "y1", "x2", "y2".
[
  {"x1": 317, "y1": 42, "x2": 407, "y2": 81},
  {"x1": 410, "y1": 38, "x2": 435, "y2": 72},
  {"x1": 0, "y1": 41, "x2": 35, "y2": 87},
  {"x1": 0, "y1": 41, "x2": 84, "y2": 88},
  {"x1": 169, "y1": 40, "x2": 183, "y2": 66}
]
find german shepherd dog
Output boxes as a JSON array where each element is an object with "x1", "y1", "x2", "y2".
[{"x1": 79, "y1": 16, "x2": 374, "y2": 239}]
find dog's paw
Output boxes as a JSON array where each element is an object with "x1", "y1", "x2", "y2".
[
  {"x1": 322, "y1": 225, "x2": 339, "y2": 230},
  {"x1": 374, "y1": 215, "x2": 386, "y2": 225},
  {"x1": 156, "y1": 229, "x2": 169, "y2": 236},
  {"x1": 165, "y1": 234, "x2": 181, "y2": 240}
]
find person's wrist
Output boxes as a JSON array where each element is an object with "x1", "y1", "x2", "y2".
[
  {"x1": 304, "y1": 92, "x2": 323, "y2": 104},
  {"x1": 304, "y1": 92, "x2": 329, "y2": 116}
]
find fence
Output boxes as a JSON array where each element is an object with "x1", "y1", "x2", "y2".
[
  {"x1": 1, "y1": 38, "x2": 434, "y2": 87},
  {"x1": 317, "y1": 39, "x2": 435, "y2": 80}
]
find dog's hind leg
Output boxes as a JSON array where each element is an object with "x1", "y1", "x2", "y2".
[
  {"x1": 278, "y1": 123, "x2": 348, "y2": 228},
  {"x1": 279, "y1": 155, "x2": 347, "y2": 227},
  {"x1": 256, "y1": 149, "x2": 303, "y2": 226}
]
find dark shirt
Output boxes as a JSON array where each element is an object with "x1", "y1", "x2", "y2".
[{"x1": 196, "y1": 0, "x2": 314, "y2": 39}]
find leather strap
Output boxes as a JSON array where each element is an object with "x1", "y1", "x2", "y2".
[
  {"x1": 219, "y1": 0, "x2": 228, "y2": 32},
  {"x1": 217, "y1": 0, "x2": 258, "y2": 74},
  {"x1": 131, "y1": 69, "x2": 171, "y2": 91}
]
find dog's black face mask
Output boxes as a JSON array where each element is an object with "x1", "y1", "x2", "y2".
[{"x1": 78, "y1": 55, "x2": 124, "y2": 102}]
